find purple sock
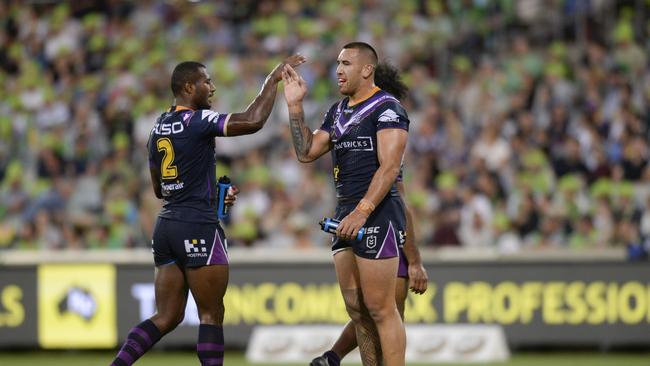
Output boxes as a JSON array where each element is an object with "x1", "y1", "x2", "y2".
[
  {"x1": 324, "y1": 350, "x2": 341, "y2": 366},
  {"x1": 110, "y1": 319, "x2": 162, "y2": 366},
  {"x1": 197, "y1": 324, "x2": 225, "y2": 366}
]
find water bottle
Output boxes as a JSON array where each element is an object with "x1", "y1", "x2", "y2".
[
  {"x1": 216, "y1": 176, "x2": 231, "y2": 220},
  {"x1": 319, "y1": 217, "x2": 365, "y2": 241}
]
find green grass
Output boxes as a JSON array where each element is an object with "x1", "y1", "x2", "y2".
[{"x1": 0, "y1": 351, "x2": 649, "y2": 365}]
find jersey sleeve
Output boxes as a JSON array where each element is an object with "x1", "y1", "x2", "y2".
[
  {"x1": 318, "y1": 102, "x2": 339, "y2": 133},
  {"x1": 374, "y1": 101, "x2": 409, "y2": 132},
  {"x1": 188, "y1": 109, "x2": 231, "y2": 138}
]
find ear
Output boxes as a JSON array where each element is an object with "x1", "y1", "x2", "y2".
[
  {"x1": 183, "y1": 81, "x2": 195, "y2": 95},
  {"x1": 362, "y1": 64, "x2": 374, "y2": 80}
]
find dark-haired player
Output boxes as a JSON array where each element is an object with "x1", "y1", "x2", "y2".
[
  {"x1": 109, "y1": 54, "x2": 305, "y2": 366},
  {"x1": 282, "y1": 42, "x2": 411, "y2": 366}
]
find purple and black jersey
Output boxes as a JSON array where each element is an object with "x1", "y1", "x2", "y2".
[
  {"x1": 319, "y1": 89, "x2": 409, "y2": 204},
  {"x1": 147, "y1": 107, "x2": 230, "y2": 223}
]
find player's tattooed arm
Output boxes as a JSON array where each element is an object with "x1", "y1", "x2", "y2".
[
  {"x1": 283, "y1": 64, "x2": 331, "y2": 162},
  {"x1": 288, "y1": 103, "x2": 314, "y2": 162}
]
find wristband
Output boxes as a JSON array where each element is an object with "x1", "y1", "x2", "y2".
[{"x1": 356, "y1": 199, "x2": 375, "y2": 217}]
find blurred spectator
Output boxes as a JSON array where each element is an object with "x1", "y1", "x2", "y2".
[{"x1": 1, "y1": 0, "x2": 649, "y2": 256}]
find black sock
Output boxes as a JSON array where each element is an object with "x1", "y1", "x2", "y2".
[
  {"x1": 110, "y1": 319, "x2": 162, "y2": 366},
  {"x1": 324, "y1": 350, "x2": 341, "y2": 366},
  {"x1": 197, "y1": 324, "x2": 225, "y2": 366}
]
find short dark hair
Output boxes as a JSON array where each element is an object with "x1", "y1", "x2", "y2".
[
  {"x1": 342, "y1": 42, "x2": 378, "y2": 66},
  {"x1": 170, "y1": 61, "x2": 206, "y2": 96}
]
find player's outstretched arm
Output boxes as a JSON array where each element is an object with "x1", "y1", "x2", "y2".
[
  {"x1": 282, "y1": 64, "x2": 331, "y2": 163},
  {"x1": 396, "y1": 181, "x2": 428, "y2": 295},
  {"x1": 227, "y1": 54, "x2": 306, "y2": 136}
]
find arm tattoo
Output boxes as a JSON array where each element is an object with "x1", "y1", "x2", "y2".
[{"x1": 288, "y1": 106, "x2": 313, "y2": 161}]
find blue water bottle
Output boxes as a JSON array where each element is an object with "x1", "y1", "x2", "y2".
[
  {"x1": 319, "y1": 217, "x2": 365, "y2": 241},
  {"x1": 216, "y1": 176, "x2": 231, "y2": 220}
]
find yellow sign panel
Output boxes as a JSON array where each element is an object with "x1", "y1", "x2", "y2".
[{"x1": 38, "y1": 264, "x2": 117, "y2": 348}]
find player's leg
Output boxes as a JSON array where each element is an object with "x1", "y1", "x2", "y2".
[
  {"x1": 313, "y1": 254, "x2": 409, "y2": 366},
  {"x1": 395, "y1": 250, "x2": 409, "y2": 319},
  {"x1": 185, "y1": 224, "x2": 230, "y2": 366},
  {"x1": 110, "y1": 218, "x2": 188, "y2": 366},
  {"x1": 334, "y1": 248, "x2": 382, "y2": 366},
  {"x1": 357, "y1": 255, "x2": 405, "y2": 366},
  {"x1": 110, "y1": 263, "x2": 188, "y2": 366},
  {"x1": 395, "y1": 277, "x2": 408, "y2": 320},
  {"x1": 310, "y1": 319, "x2": 355, "y2": 366}
]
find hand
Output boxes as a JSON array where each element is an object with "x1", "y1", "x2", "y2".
[
  {"x1": 336, "y1": 209, "x2": 368, "y2": 242},
  {"x1": 282, "y1": 64, "x2": 308, "y2": 106},
  {"x1": 407, "y1": 262, "x2": 428, "y2": 295},
  {"x1": 271, "y1": 54, "x2": 306, "y2": 82},
  {"x1": 224, "y1": 185, "x2": 239, "y2": 207}
]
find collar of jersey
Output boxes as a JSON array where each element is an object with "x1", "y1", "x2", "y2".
[
  {"x1": 170, "y1": 105, "x2": 194, "y2": 112},
  {"x1": 347, "y1": 86, "x2": 381, "y2": 107}
]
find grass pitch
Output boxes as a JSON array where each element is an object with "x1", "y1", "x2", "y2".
[{"x1": 1, "y1": 351, "x2": 650, "y2": 365}]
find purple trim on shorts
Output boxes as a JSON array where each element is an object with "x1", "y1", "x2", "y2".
[
  {"x1": 376, "y1": 221, "x2": 399, "y2": 259},
  {"x1": 208, "y1": 228, "x2": 228, "y2": 265},
  {"x1": 116, "y1": 350, "x2": 134, "y2": 365},
  {"x1": 197, "y1": 343, "x2": 225, "y2": 351},
  {"x1": 397, "y1": 247, "x2": 408, "y2": 278},
  {"x1": 132, "y1": 326, "x2": 153, "y2": 347}
]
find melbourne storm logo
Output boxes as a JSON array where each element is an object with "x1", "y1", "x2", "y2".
[{"x1": 58, "y1": 286, "x2": 98, "y2": 322}]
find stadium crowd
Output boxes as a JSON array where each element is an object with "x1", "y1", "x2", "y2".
[{"x1": 0, "y1": 0, "x2": 649, "y2": 258}]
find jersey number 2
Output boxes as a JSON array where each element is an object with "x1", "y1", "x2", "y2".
[{"x1": 157, "y1": 138, "x2": 178, "y2": 179}]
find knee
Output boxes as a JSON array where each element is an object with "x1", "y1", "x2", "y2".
[
  {"x1": 153, "y1": 309, "x2": 185, "y2": 333},
  {"x1": 364, "y1": 300, "x2": 395, "y2": 324},
  {"x1": 344, "y1": 299, "x2": 364, "y2": 323}
]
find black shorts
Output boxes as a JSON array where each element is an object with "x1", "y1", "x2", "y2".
[
  {"x1": 152, "y1": 217, "x2": 229, "y2": 267},
  {"x1": 331, "y1": 196, "x2": 407, "y2": 261}
]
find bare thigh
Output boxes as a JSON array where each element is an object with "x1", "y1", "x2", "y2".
[
  {"x1": 357, "y1": 256, "x2": 399, "y2": 314},
  {"x1": 152, "y1": 263, "x2": 188, "y2": 334},
  {"x1": 186, "y1": 264, "x2": 229, "y2": 324},
  {"x1": 333, "y1": 249, "x2": 360, "y2": 290}
]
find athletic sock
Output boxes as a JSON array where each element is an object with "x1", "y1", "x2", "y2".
[
  {"x1": 324, "y1": 350, "x2": 341, "y2": 366},
  {"x1": 110, "y1": 319, "x2": 162, "y2": 366},
  {"x1": 197, "y1": 324, "x2": 225, "y2": 366}
]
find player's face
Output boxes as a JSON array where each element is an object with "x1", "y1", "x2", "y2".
[
  {"x1": 336, "y1": 48, "x2": 365, "y2": 96},
  {"x1": 191, "y1": 68, "x2": 216, "y2": 109}
]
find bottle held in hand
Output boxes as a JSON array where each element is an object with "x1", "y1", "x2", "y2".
[
  {"x1": 217, "y1": 176, "x2": 231, "y2": 220},
  {"x1": 319, "y1": 217, "x2": 365, "y2": 241}
]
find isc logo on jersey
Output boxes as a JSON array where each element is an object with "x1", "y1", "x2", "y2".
[{"x1": 153, "y1": 120, "x2": 185, "y2": 135}]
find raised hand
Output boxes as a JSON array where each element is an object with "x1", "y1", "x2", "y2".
[
  {"x1": 271, "y1": 54, "x2": 306, "y2": 82},
  {"x1": 282, "y1": 64, "x2": 308, "y2": 105}
]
